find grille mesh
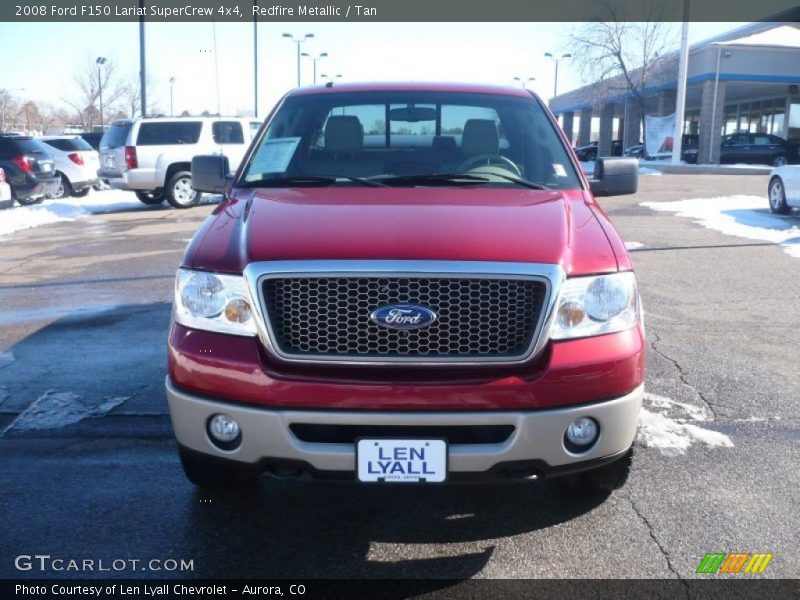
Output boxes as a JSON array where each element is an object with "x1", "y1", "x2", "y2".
[{"x1": 262, "y1": 276, "x2": 546, "y2": 360}]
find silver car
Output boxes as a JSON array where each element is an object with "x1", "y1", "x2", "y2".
[{"x1": 97, "y1": 117, "x2": 261, "y2": 209}]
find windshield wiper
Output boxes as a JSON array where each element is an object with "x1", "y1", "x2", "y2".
[
  {"x1": 240, "y1": 175, "x2": 388, "y2": 188},
  {"x1": 375, "y1": 173, "x2": 490, "y2": 186},
  {"x1": 469, "y1": 171, "x2": 551, "y2": 190}
]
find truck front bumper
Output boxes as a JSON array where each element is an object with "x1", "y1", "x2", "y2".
[{"x1": 166, "y1": 377, "x2": 642, "y2": 477}]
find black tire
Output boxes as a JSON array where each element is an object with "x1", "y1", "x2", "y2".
[
  {"x1": 559, "y1": 448, "x2": 633, "y2": 494},
  {"x1": 48, "y1": 173, "x2": 72, "y2": 200},
  {"x1": 71, "y1": 188, "x2": 91, "y2": 198},
  {"x1": 773, "y1": 155, "x2": 787, "y2": 167},
  {"x1": 178, "y1": 446, "x2": 260, "y2": 489},
  {"x1": 134, "y1": 190, "x2": 165, "y2": 205},
  {"x1": 14, "y1": 191, "x2": 45, "y2": 206},
  {"x1": 165, "y1": 171, "x2": 202, "y2": 209},
  {"x1": 768, "y1": 177, "x2": 790, "y2": 215}
]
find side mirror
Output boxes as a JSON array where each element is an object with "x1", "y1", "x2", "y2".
[
  {"x1": 191, "y1": 155, "x2": 232, "y2": 194},
  {"x1": 589, "y1": 157, "x2": 638, "y2": 197}
]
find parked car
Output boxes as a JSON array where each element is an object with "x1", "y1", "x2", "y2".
[
  {"x1": 0, "y1": 168, "x2": 11, "y2": 209},
  {"x1": 717, "y1": 133, "x2": 797, "y2": 167},
  {"x1": 168, "y1": 82, "x2": 643, "y2": 492},
  {"x1": 623, "y1": 144, "x2": 645, "y2": 159},
  {"x1": 79, "y1": 132, "x2": 104, "y2": 150},
  {"x1": 0, "y1": 135, "x2": 60, "y2": 206},
  {"x1": 574, "y1": 139, "x2": 622, "y2": 161},
  {"x1": 39, "y1": 135, "x2": 100, "y2": 199},
  {"x1": 768, "y1": 165, "x2": 800, "y2": 214},
  {"x1": 97, "y1": 116, "x2": 261, "y2": 208}
]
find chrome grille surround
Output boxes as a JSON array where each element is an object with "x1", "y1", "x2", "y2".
[{"x1": 243, "y1": 261, "x2": 565, "y2": 366}]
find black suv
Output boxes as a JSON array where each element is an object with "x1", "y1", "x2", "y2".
[{"x1": 0, "y1": 135, "x2": 59, "y2": 206}]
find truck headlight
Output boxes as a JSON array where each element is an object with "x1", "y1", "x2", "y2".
[
  {"x1": 549, "y1": 272, "x2": 639, "y2": 340},
  {"x1": 174, "y1": 269, "x2": 257, "y2": 336}
]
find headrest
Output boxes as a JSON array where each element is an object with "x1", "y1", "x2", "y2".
[
  {"x1": 432, "y1": 136, "x2": 457, "y2": 152},
  {"x1": 461, "y1": 119, "x2": 499, "y2": 156},
  {"x1": 324, "y1": 116, "x2": 363, "y2": 153}
]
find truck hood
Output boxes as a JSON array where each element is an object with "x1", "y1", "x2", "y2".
[{"x1": 187, "y1": 187, "x2": 620, "y2": 275}]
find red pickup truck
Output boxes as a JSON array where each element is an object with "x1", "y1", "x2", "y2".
[{"x1": 167, "y1": 82, "x2": 644, "y2": 492}]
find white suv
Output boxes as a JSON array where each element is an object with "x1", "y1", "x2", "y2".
[
  {"x1": 39, "y1": 135, "x2": 101, "y2": 199},
  {"x1": 97, "y1": 117, "x2": 260, "y2": 208}
]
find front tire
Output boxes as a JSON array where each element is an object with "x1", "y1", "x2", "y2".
[
  {"x1": 769, "y1": 177, "x2": 790, "y2": 214},
  {"x1": 166, "y1": 171, "x2": 202, "y2": 209},
  {"x1": 178, "y1": 446, "x2": 260, "y2": 489},
  {"x1": 559, "y1": 448, "x2": 633, "y2": 494},
  {"x1": 134, "y1": 190, "x2": 165, "y2": 205}
]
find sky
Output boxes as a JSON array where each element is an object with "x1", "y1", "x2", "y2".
[{"x1": 0, "y1": 21, "x2": 746, "y2": 119}]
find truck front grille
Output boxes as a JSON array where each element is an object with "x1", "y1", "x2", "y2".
[{"x1": 261, "y1": 276, "x2": 547, "y2": 363}]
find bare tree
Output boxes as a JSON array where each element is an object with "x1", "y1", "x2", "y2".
[
  {"x1": 569, "y1": 0, "x2": 677, "y2": 146},
  {"x1": 62, "y1": 55, "x2": 125, "y2": 130},
  {"x1": 120, "y1": 73, "x2": 158, "y2": 119}
]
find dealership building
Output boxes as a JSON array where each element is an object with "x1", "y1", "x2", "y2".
[{"x1": 549, "y1": 20, "x2": 800, "y2": 163}]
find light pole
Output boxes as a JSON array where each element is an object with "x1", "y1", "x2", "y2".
[
  {"x1": 0, "y1": 88, "x2": 24, "y2": 133},
  {"x1": 282, "y1": 33, "x2": 314, "y2": 87},
  {"x1": 169, "y1": 77, "x2": 176, "y2": 117},
  {"x1": 544, "y1": 52, "x2": 571, "y2": 98},
  {"x1": 96, "y1": 57, "x2": 107, "y2": 131},
  {"x1": 301, "y1": 52, "x2": 328, "y2": 84},
  {"x1": 513, "y1": 76, "x2": 536, "y2": 89}
]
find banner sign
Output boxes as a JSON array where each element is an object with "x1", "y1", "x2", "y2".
[{"x1": 645, "y1": 113, "x2": 676, "y2": 159}]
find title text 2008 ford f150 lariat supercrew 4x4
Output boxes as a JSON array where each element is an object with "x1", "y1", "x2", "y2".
[{"x1": 167, "y1": 82, "x2": 644, "y2": 492}]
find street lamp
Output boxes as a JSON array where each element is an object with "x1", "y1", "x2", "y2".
[
  {"x1": 282, "y1": 33, "x2": 314, "y2": 87},
  {"x1": 169, "y1": 77, "x2": 176, "y2": 117},
  {"x1": 301, "y1": 52, "x2": 328, "y2": 85},
  {"x1": 544, "y1": 52, "x2": 571, "y2": 98},
  {"x1": 0, "y1": 87, "x2": 24, "y2": 133},
  {"x1": 513, "y1": 76, "x2": 536, "y2": 89},
  {"x1": 96, "y1": 56, "x2": 107, "y2": 131}
]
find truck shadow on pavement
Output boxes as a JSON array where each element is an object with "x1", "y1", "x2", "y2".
[
  {"x1": 0, "y1": 301, "x2": 608, "y2": 583},
  {"x1": 179, "y1": 471, "x2": 609, "y2": 580}
]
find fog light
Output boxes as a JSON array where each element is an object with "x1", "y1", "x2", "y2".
[
  {"x1": 565, "y1": 417, "x2": 599, "y2": 451},
  {"x1": 208, "y1": 414, "x2": 241, "y2": 449}
]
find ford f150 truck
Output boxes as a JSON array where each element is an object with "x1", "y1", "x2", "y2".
[{"x1": 167, "y1": 82, "x2": 644, "y2": 492}]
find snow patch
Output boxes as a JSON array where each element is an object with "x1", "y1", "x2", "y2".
[
  {"x1": 625, "y1": 241, "x2": 644, "y2": 250},
  {"x1": 642, "y1": 195, "x2": 800, "y2": 258},
  {"x1": 2, "y1": 391, "x2": 128, "y2": 434},
  {"x1": 636, "y1": 391, "x2": 733, "y2": 456},
  {"x1": 0, "y1": 190, "x2": 221, "y2": 237},
  {"x1": 0, "y1": 351, "x2": 14, "y2": 368}
]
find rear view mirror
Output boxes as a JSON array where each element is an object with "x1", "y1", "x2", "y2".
[
  {"x1": 191, "y1": 155, "x2": 232, "y2": 194},
  {"x1": 389, "y1": 106, "x2": 437, "y2": 122},
  {"x1": 589, "y1": 158, "x2": 638, "y2": 197}
]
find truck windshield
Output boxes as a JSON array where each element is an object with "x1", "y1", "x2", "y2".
[{"x1": 240, "y1": 91, "x2": 581, "y2": 190}]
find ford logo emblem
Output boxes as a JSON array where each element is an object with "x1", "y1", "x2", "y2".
[{"x1": 370, "y1": 304, "x2": 438, "y2": 330}]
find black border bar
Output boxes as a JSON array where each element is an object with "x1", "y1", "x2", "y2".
[{"x1": 3, "y1": 0, "x2": 800, "y2": 22}]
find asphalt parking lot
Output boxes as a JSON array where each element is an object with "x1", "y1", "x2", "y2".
[{"x1": 0, "y1": 174, "x2": 798, "y2": 582}]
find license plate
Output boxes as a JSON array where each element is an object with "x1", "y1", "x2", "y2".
[
  {"x1": 105, "y1": 156, "x2": 114, "y2": 167},
  {"x1": 41, "y1": 163, "x2": 52, "y2": 172},
  {"x1": 356, "y1": 439, "x2": 447, "y2": 483}
]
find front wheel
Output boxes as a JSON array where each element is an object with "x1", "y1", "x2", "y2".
[
  {"x1": 134, "y1": 190, "x2": 165, "y2": 205},
  {"x1": 166, "y1": 171, "x2": 202, "y2": 209},
  {"x1": 559, "y1": 448, "x2": 633, "y2": 494},
  {"x1": 769, "y1": 177, "x2": 790, "y2": 214},
  {"x1": 178, "y1": 446, "x2": 260, "y2": 489}
]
